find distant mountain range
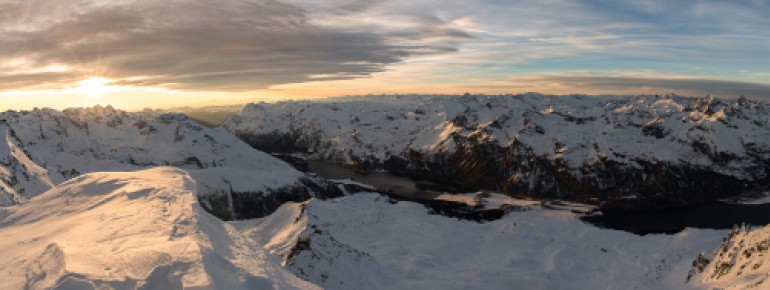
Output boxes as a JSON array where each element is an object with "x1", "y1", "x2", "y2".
[{"x1": 224, "y1": 94, "x2": 770, "y2": 209}]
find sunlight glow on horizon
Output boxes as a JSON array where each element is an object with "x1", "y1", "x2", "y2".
[
  {"x1": 2, "y1": 71, "x2": 769, "y2": 112},
  {"x1": 73, "y1": 77, "x2": 115, "y2": 99}
]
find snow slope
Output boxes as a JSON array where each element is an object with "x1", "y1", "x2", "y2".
[
  {"x1": 0, "y1": 120, "x2": 57, "y2": 206},
  {"x1": 0, "y1": 164, "x2": 751, "y2": 289},
  {"x1": 688, "y1": 224, "x2": 770, "y2": 289},
  {"x1": 0, "y1": 167, "x2": 318, "y2": 290},
  {"x1": 224, "y1": 94, "x2": 770, "y2": 207},
  {"x1": 238, "y1": 193, "x2": 728, "y2": 290},
  {"x1": 0, "y1": 106, "x2": 330, "y2": 218}
]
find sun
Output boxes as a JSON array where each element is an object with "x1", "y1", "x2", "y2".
[{"x1": 75, "y1": 77, "x2": 114, "y2": 98}]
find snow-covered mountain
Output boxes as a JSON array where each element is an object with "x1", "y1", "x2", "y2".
[
  {"x1": 224, "y1": 94, "x2": 770, "y2": 208},
  {"x1": 0, "y1": 167, "x2": 318, "y2": 289},
  {"x1": 0, "y1": 106, "x2": 340, "y2": 218}
]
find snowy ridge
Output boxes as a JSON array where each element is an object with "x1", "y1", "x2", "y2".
[
  {"x1": 688, "y1": 224, "x2": 770, "y2": 289},
  {"x1": 224, "y1": 94, "x2": 770, "y2": 207},
  {"x1": 0, "y1": 106, "x2": 328, "y2": 218},
  {"x1": 0, "y1": 120, "x2": 56, "y2": 206},
  {"x1": 238, "y1": 193, "x2": 727, "y2": 289},
  {"x1": 0, "y1": 167, "x2": 318, "y2": 289}
]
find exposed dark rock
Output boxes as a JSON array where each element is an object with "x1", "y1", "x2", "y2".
[
  {"x1": 200, "y1": 178, "x2": 345, "y2": 220},
  {"x1": 231, "y1": 129, "x2": 768, "y2": 210},
  {"x1": 641, "y1": 119, "x2": 669, "y2": 138}
]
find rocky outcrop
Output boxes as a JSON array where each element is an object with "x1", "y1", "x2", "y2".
[
  {"x1": 224, "y1": 94, "x2": 770, "y2": 209},
  {"x1": 688, "y1": 224, "x2": 770, "y2": 289},
  {"x1": 199, "y1": 177, "x2": 344, "y2": 220}
]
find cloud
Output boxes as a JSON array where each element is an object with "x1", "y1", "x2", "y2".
[
  {"x1": 0, "y1": 0, "x2": 470, "y2": 91},
  {"x1": 1, "y1": 0, "x2": 768, "y2": 100},
  {"x1": 418, "y1": 0, "x2": 770, "y2": 73},
  {"x1": 492, "y1": 74, "x2": 770, "y2": 99}
]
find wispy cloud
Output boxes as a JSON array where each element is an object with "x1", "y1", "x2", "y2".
[
  {"x1": 0, "y1": 0, "x2": 470, "y2": 91},
  {"x1": 1, "y1": 0, "x2": 769, "y2": 105}
]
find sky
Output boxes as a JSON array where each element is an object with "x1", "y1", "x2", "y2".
[{"x1": 1, "y1": 0, "x2": 770, "y2": 110}]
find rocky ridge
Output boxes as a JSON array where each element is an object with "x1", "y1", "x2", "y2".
[{"x1": 224, "y1": 94, "x2": 770, "y2": 208}]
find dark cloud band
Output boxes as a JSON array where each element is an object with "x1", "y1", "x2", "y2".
[{"x1": 0, "y1": 0, "x2": 469, "y2": 91}]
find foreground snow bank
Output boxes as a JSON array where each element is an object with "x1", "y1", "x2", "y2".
[
  {"x1": 0, "y1": 167, "x2": 317, "y2": 290},
  {"x1": 239, "y1": 193, "x2": 727, "y2": 290}
]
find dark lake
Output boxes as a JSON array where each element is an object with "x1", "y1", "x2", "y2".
[
  {"x1": 303, "y1": 158, "x2": 770, "y2": 235},
  {"x1": 306, "y1": 160, "x2": 441, "y2": 200},
  {"x1": 581, "y1": 202, "x2": 770, "y2": 235},
  {"x1": 304, "y1": 159, "x2": 510, "y2": 222}
]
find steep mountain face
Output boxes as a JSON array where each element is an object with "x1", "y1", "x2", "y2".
[
  {"x1": 688, "y1": 224, "x2": 770, "y2": 289},
  {"x1": 0, "y1": 120, "x2": 57, "y2": 206},
  {"x1": 238, "y1": 193, "x2": 724, "y2": 289},
  {"x1": 0, "y1": 167, "x2": 318, "y2": 290},
  {"x1": 0, "y1": 106, "x2": 341, "y2": 218},
  {"x1": 224, "y1": 94, "x2": 770, "y2": 208}
]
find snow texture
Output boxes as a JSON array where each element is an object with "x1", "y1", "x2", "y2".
[
  {"x1": 688, "y1": 224, "x2": 770, "y2": 289},
  {"x1": 239, "y1": 193, "x2": 730, "y2": 290},
  {"x1": 0, "y1": 167, "x2": 318, "y2": 290}
]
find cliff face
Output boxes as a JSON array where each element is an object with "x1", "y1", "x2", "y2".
[{"x1": 224, "y1": 94, "x2": 770, "y2": 208}]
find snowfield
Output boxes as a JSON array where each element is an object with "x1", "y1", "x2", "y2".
[
  {"x1": 0, "y1": 167, "x2": 317, "y2": 290},
  {"x1": 238, "y1": 193, "x2": 734, "y2": 290}
]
